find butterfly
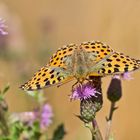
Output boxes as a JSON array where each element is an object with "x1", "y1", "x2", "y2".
[{"x1": 20, "y1": 41, "x2": 140, "y2": 91}]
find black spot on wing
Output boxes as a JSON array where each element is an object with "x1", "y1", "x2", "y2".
[
  {"x1": 92, "y1": 46, "x2": 96, "y2": 49},
  {"x1": 38, "y1": 72, "x2": 41, "y2": 76},
  {"x1": 57, "y1": 76, "x2": 63, "y2": 81},
  {"x1": 108, "y1": 63, "x2": 112, "y2": 67},
  {"x1": 124, "y1": 67, "x2": 128, "y2": 72},
  {"x1": 45, "y1": 81, "x2": 50, "y2": 86},
  {"x1": 37, "y1": 78, "x2": 40, "y2": 81},
  {"x1": 100, "y1": 68, "x2": 106, "y2": 73},
  {"x1": 108, "y1": 69, "x2": 112, "y2": 73},
  {"x1": 122, "y1": 61, "x2": 127, "y2": 64},
  {"x1": 42, "y1": 73, "x2": 46, "y2": 77},
  {"x1": 114, "y1": 64, "x2": 120, "y2": 67},
  {"x1": 69, "y1": 48, "x2": 73, "y2": 51},
  {"x1": 50, "y1": 74, "x2": 54, "y2": 78},
  {"x1": 44, "y1": 78, "x2": 48, "y2": 82},
  {"x1": 50, "y1": 69, "x2": 54, "y2": 74},
  {"x1": 107, "y1": 59, "x2": 113, "y2": 62},
  {"x1": 116, "y1": 58, "x2": 121, "y2": 61},
  {"x1": 36, "y1": 84, "x2": 41, "y2": 89},
  {"x1": 114, "y1": 68, "x2": 119, "y2": 73}
]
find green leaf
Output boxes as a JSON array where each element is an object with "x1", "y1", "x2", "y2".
[
  {"x1": 9, "y1": 121, "x2": 24, "y2": 140},
  {"x1": 32, "y1": 121, "x2": 40, "y2": 132},
  {"x1": 0, "y1": 136, "x2": 11, "y2": 140},
  {"x1": 52, "y1": 124, "x2": 66, "y2": 140},
  {"x1": 2, "y1": 84, "x2": 10, "y2": 95},
  {"x1": 21, "y1": 121, "x2": 41, "y2": 140}
]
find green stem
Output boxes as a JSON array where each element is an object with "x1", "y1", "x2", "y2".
[
  {"x1": 85, "y1": 118, "x2": 103, "y2": 140},
  {"x1": 0, "y1": 108, "x2": 9, "y2": 136},
  {"x1": 92, "y1": 119, "x2": 103, "y2": 140},
  {"x1": 105, "y1": 102, "x2": 117, "y2": 140}
]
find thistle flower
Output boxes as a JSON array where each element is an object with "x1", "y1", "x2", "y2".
[
  {"x1": 73, "y1": 78, "x2": 103, "y2": 123},
  {"x1": 0, "y1": 18, "x2": 8, "y2": 35},
  {"x1": 40, "y1": 104, "x2": 53, "y2": 129},
  {"x1": 70, "y1": 83, "x2": 101, "y2": 100}
]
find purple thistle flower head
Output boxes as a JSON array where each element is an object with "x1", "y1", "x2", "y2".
[
  {"x1": 70, "y1": 82, "x2": 101, "y2": 100},
  {"x1": 0, "y1": 18, "x2": 8, "y2": 35},
  {"x1": 40, "y1": 104, "x2": 53, "y2": 129}
]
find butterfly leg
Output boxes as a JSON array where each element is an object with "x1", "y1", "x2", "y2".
[
  {"x1": 72, "y1": 81, "x2": 79, "y2": 91},
  {"x1": 57, "y1": 77, "x2": 74, "y2": 88}
]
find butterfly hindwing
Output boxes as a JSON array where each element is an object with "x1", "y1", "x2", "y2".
[{"x1": 20, "y1": 66, "x2": 74, "y2": 91}]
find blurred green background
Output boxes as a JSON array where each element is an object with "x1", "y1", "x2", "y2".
[{"x1": 0, "y1": 0, "x2": 140, "y2": 139}]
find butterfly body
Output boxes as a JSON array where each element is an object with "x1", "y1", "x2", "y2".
[
  {"x1": 20, "y1": 41, "x2": 140, "y2": 91},
  {"x1": 70, "y1": 47, "x2": 90, "y2": 82}
]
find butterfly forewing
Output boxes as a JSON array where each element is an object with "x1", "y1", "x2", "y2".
[
  {"x1": 98, "y1": 52, "x2": 140, "y2": 75},
  {"x1": 21, "y1": 44, "x2": 77, "y2": 91},
  {"x1": 48, "y1": 44, "x2": 77, "y2": 67},
  {"x1": 80, "y1": 41, "x2": 114, "y2": 62},
  {"x1": 21, "y1": 66, "x2": 74, "y2": 91}
]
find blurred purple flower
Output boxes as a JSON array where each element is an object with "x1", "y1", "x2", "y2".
[
  {"x1": 113, "y1": 73, "x2": 133, "y2": 80},
  {"x1": 0, "y1": 18, "x2": 8, "y2": 35},
  {"x1": 70, "y1": 83, "x2": 101, "y2": 100},
  {"x1": 121, "y1": 72, "x2": 133, "y2": 80},
  {"x1": 10, "y1": 103, "x2": 53, "y2": 129},
  {"x1": 10, "y1": 112, "x2": 36, "y2": 125},
  {"x1": 40, "y1": 104, "x2": 53, "y2": 129}
]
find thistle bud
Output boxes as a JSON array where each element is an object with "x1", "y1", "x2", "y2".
[{"x1": 107, "y1": 75, "x2": 122, "y2": 102}]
